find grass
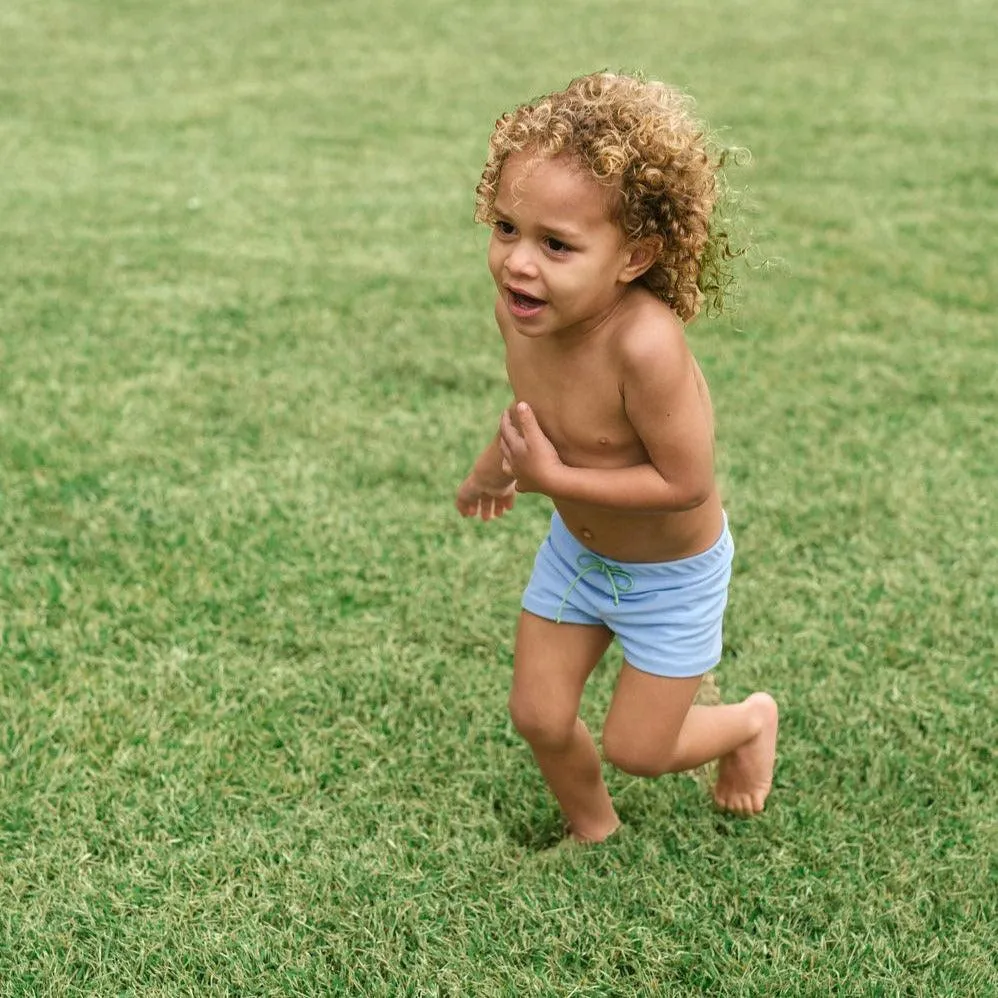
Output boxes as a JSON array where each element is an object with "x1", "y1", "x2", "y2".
[{"x1": 1, "y1": 0, "x2": 996, "y2": 994}]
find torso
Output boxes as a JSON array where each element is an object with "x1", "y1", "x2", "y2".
[{"x1": 501, "y1": 290, "x2": 723, "y2": 563}]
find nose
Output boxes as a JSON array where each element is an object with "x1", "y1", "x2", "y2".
[{"x1": 505, "y1": 240, "x2": 539, "y2": 278}]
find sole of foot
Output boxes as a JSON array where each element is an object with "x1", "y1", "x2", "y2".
[{"x1": 712, "y1": 692, "x2": 778, "y2": 816}]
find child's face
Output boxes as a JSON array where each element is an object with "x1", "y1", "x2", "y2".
[{"x1": 487, "y1": 151, "x2": 643, "y2": 338}]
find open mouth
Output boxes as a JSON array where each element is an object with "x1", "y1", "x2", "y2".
[{"x1": 508, "y1": 289, "x2": 546, "y2": 314}]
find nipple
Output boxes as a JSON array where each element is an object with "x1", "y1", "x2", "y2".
[
  {"x1": 582, "y1": 528, "x2": 594, "y2": 541},
  {"x1": 598, "y1": 436, "x2": 610, "y2": 446}
]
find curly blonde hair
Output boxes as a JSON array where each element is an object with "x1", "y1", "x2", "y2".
[{"x1": 475, "y1": 72, "x2": 739, "y2": 321}]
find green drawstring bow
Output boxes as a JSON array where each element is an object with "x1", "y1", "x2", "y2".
[{"x1": 556, "y1": 553, "x2": 634, "y2": 623}]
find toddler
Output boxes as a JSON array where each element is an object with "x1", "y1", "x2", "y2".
[{"x1": 456, "y1": 72, "x2": 777, "y2": 843}]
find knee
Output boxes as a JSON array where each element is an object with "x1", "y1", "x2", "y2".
[
  {"x1": 602, "y1": 724, "x2": 675, "y2": 778},
  {"x1": 508, "y1": 692, "x2": 576, "y2": 752}
]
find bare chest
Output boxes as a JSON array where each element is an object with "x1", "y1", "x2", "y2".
[{"x1": 506, "y1": 351, "x2": 645, "y2": 467}]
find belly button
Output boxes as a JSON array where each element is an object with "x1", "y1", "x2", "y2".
[{"x1": 582, "y1": 528, "x2": 593, "y2": 541}]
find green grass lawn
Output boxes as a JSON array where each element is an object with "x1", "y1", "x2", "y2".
[{"x1": 1, "y1": 0, "x2": 996, "y2": 994}]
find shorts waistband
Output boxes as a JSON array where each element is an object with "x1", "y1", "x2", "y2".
[{"x1": 547, "y1": 511, "x2": 733, "y2": 580}]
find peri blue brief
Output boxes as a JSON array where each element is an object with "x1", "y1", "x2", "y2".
[{"x1": 521, "y1": 511, "x2": 734, "y2": 678}]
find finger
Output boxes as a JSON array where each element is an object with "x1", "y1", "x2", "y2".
[
  {"x1": 501, "y1": 429, "x2": 523, "y2": 465},
  {"x1": 499, "y1": 412, "x2": 514, "y2": 448},
  {"x1": 501, "y1": 407, "x2": 524, "y2": 442},
  {"x1": 515, "y1": 401, "x2": 539, "y2": 438}
]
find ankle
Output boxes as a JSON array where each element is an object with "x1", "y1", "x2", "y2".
[
  {"x1": 743, "y1": 692, "x2": 772, "y2": 734},
  {"x1": 741, "y1": 693, "x2": 779, "y2": 746}
]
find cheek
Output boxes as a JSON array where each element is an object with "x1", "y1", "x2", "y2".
[{"x1": 487, "y1": 239, "x2": 504, "y2": 275}]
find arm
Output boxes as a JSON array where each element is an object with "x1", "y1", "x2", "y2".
[
  {"x1": 547, "y1": 460, "x2": 707, "y2": 512},
  {"x1": 499, "y1": 337, "x2": 715, "y2": 513}
]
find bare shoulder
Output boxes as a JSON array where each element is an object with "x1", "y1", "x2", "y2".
[{"x1": 613, "y1": 292, "x2": 691, "y2": 382}]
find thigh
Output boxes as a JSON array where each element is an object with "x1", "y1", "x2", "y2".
[
  {"x1": 603, "y1": 661, "x2": 702, "y2": 758},
  {"x1": 510, "y1": 610, "x2": 614, "y2": 726}
]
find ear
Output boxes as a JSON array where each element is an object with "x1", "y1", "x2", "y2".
[{"x1": 618, "y1": 236, "x2": 661, "y2": 284}]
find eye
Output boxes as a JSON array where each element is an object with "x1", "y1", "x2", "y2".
[
  {"x1": 494, "y1": 219, "x2": 516, "y2": 237},
  {"x1": 545, "y1": 237, "x2": 571, "y2": 254}
]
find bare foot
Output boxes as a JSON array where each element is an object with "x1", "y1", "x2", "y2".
[
  {"x1": 713, "y1": 693, "x2": 778, "y2": 815},
  {"x1": 565, "y1": 818, "x2": 622, "y2": 845}
]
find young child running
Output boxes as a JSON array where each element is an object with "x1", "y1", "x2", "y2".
[{"x1": 455, "y1": 72, "x2": 778, "y2": 843}]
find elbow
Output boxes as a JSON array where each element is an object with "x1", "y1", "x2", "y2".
[
  {"x1": 647, "y1": 460, "x2": 714, "y2": 514},
  {"x1": 684, "y1": 482, "x2": 714, "y2": 511},
  {"x1": 659, "y1": 480, "x2": 713, "y2": 514}
]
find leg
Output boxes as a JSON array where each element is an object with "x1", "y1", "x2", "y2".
[
  {"x1": 602, "y1": 663, "x2": 778, "y2": 815},
  {"x1": 508, "y1": 610, "x2": 618, "y2": 842}
]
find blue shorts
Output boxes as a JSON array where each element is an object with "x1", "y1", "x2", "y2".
[{"x1": 521, "y1": 512, "x2": 734, "y2": 678}]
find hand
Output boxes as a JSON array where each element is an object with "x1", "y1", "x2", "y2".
[
  {"x1": 455, "y1": 474, "x2": 517, "y2": 521},
  {"x1": 499, "y1": 402, "x2": 563, "y2": 494}
]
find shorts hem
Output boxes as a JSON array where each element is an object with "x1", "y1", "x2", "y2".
[
  {"x1": 520, "y1": 599, "x2": 600, "y2": 627},
  {"x1": 621, "y1": 656, "x2": 719, "y2": 680}
]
